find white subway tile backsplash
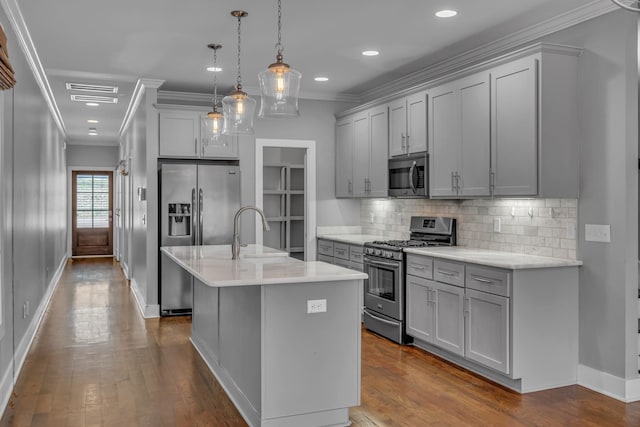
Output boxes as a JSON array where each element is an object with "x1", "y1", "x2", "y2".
[{"x1": 361, "y1": 198, "x2": 578, "y2": 260}]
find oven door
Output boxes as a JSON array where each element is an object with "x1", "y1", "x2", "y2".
[
  {"x1": 363, "y1": 255, "x2": 403, "y2": 320},
  {"x1": 388, "y1": 152, "x2": 427, "y2": 198}
]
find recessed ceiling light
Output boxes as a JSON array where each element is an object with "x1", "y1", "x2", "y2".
[
  {"x1": 362, "y1": 50, "x2": 379, "y2": 56},
  {"x1": 314, "y1": 77, "x2": 329, "y2": 82},
  {"x1": 87, "y1": 119, "x2": 99, "y2": 124},
  {"x1": 86, "y1": 102, "x2": 99, "y2": 107},
  {"x1": 206, "y1": 66, "x2": 222, "y2": 72},
  {"x1": 435, "y1": 9, "x2": 458, "y2": 18}
]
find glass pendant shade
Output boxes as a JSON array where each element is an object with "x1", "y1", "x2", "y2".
[
  {"x1": 222, "y1": 88, "x2": 256, "y2": 135},
  {"x1": 258, "y1": 57, "x2": 301, "y2": 118},
  {"x1": 201, "y1": 111, "x2": 225, "y2": 147}
]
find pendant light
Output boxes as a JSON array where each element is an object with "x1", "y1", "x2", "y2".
[
  {"x1": 222, "y1": 10, "x2": 256, "y2": 135},
  {"x1": 258, "y1": 0, "x2": 301, "y2": 118},
  {"x1": 202, "y1": 43, "x2": 224, "y2": 146}
]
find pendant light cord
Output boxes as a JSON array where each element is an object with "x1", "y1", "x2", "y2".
[
  {"x1": 212, "y1": 47, "x2": 218, "y2": 110},
  {"x1": 236, "y1": 14, "x2": 242, "y2": 89},
  {"x1": 276, "y1": 0, "x2": 283, "y2": 55}
]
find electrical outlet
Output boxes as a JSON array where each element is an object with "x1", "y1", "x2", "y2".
[
  {"x1": 369, "y1": 213, "x2": 375, "y2": 224},
  {"x1": 585, "y1": 224, "x2": 611, "y2": 243},
  {"x1": 511, "y1": 206, "x2": 516, "y2": 217},
  {"x1": 307, "y1": 299, "x2": 327, "y2": 314},
  {"x1": 493, "y1": 218, "x2": 501, "y2": 233}
]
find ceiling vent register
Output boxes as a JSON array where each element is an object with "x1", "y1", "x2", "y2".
[
  {"x1": 70, "y1": 94, "x2": 118, "y2": 104},
  {"x1": 66, "y1": 82, "x2": 118, "y2": 94}
]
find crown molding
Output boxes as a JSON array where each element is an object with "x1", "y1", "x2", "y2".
[
  {"x1": 0, "y1": 0, "x2": 67, "y2": 138},
  {"x1": 358, "y1": 0, "x2": 617, "y2": 103},
  {"x1": 158, "y1": 87, "x2": 360, "y2": 106},
  {"x1": 119, "y1": 78, "x2": 165, "y2": 138}
]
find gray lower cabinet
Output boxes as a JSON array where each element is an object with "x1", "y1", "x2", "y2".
[
  {"x1": 317, "y1": 239, "x2": 365, "y2": 315},
  {"x1": 465, "y1": 288, "x2": 509, "y2": 374},
  {"x1": 407, "y1": 256, "x2": 507, "y2": 370}
]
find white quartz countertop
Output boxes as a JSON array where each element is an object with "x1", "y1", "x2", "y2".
[
  {"x1": 160, "y1": 244, "x2": 368, "y2": 287},
  {"x1": 403, "y1": 247, "x2": 583, "y2": 270},
  {"x1": 317, "y1": 233, "x2": 388, "y2": 246}
]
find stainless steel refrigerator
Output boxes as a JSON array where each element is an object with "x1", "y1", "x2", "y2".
[{"x1": 159, "y1": 160, "x2": 240, "y2": 315}]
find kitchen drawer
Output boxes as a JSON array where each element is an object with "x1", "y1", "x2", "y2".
[
  {"x1": 334, "y1": 257, "x2": 351, "y2": 268},
  {"x1": 348, "y1": 261, "x2": 363, "y2": 272},
  {"x1": 349, "y1": 245, "x2": 364, "y2": 263},
  {"x1": 317, "y1": 239, "x2": 334, "y2": 257},
  {"x1": 317, "y1": 254, "x2": 334, "y2": 264},
  {"x1": 433, "y1": 259, "x2": 465, "y2": 288},
  {"x1": 466, "y1": 264, "x2": 511, "y2": 297},
  {"x1": 334, "y1": 243, "x2": 350, "y2": 260},
  {"x1": 406, "y1": 254, "x2": 433, "y2": 279}
]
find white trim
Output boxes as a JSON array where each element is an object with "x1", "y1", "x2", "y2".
[
  {"x1": 130, "y1": 277, "x2": 160, "y2": 318},
  {"x1": 577, "y1": 364, "x2": 640, "y2": 402},
  {"x1": 158, "y1": 89, "x2": 359, "y2": 105},
  {"x1": 0, "y1": 0, "x2": 67, "y2": 138},
  {"x1": 66, "y1": 166, "x2": 117, "y2": 257},
  {"x1": 119, "y1": 78, "x2": 165, "y2": 138},
  {"x1": 255, "y1": 139, "x2": 317, "y2": 261}
]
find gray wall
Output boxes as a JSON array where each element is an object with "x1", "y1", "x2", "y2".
[
  {"x1": 0, "y1": 5, "x2": 67, "y2": 397},
  {"x1": 66, "y1": 144, "x2": 118, "y2": 167},
  {"x1": 238, "y1": 98, "x2": 361, "y2": 243},
  {"x1": 543, "y1": 10, "x2": 639, "y2": 380}
]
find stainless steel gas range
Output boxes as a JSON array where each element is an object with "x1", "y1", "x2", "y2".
[{"x1": 363, "y1": 216, "x2": 456, "y2": 344}]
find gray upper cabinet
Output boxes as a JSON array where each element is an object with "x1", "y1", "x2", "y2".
[
  {"x1": 429, "y1": 72, "x2": 490, "y2": 198},
  {"x1": 490, "y1": 57, "x2": 537, "y2": 196},
  {"x1": 335, "y1": 105, "x2": 389, "y2": 198},
  {"x1": 388, "y1": 91, "x2": 427, "y2": 157},
  {"x1": 335, "y1": 117, "x2": 354, "y2": 197},
  {"x1": 159, "y1": 108, "x2": 238, "y2": 159}
]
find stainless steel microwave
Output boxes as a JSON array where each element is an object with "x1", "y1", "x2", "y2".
[{"x1": 388, "y1": 152, "x2": 427, "y2": 198}]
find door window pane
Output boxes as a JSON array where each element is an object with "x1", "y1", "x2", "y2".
[{"x1": 76, "y1": 174, "x2": 110, "y2": 229}]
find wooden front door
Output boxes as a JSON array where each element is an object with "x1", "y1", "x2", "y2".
[{"x1": 72, "y1": 171, "x2": 113, "y2": 256}]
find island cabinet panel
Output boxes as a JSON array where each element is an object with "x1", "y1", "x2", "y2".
[
  {"x1": 262, "y1": 281, "x2": 360, "y2": 421},
  {"x1": 192, "y1": 278, "x2": 219, "y2": 363}
]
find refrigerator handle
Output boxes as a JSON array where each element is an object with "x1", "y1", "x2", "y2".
[
  {"x1": 199, "y1": 188, "x2": 204, "y2": 245},
  {"x1": 191, "y1": 188, "x2": 197, "y2": 245}
]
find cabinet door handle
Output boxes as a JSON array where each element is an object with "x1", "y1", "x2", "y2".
[
  {"x1": 451, "y1": 171, "x2": 456, "y2": 193},
  {"x1": 401, "y1": 133, "x2": 406, "y2": 152},
  {"x1": 464, "y1": 297, "x2": 469, "y2": 317},
  {"x1": 472, "y1": 276, "x2": 493, "y2": 284},
  {"x1": 406, "y1": 133, "x2": 410, "y2": 153},
  {"x1": 348, "y1": 179, "x2": 352, "y2": 195},
  {"x1": 456, "y1": 172, "x2": 461, "y2": 193},
  {"x1": 490, "y1": 170, "x2": 496, "y2": 194},
  {"x1": 195, "y1": 138, "x2": 198, "y2": 155},
  {"x1": 409, "y1": 264, "x2": 425, "y2": 270},
  {"x1": 437, "y1": 269, "x2": 457, "y2": 277}
]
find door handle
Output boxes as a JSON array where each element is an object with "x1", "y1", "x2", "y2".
[
  {"x1": 199, "y1": 189, "x2": 204, "y2": 245},
  {"x1": 409, "y1": 161, "x2": 417, "y2": 194},
  {"x1": 191, "y1": 188, "x2": 196, "y2": 245}
]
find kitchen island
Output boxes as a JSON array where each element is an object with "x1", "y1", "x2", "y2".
[{"x1": 161, "y1": 245, "x2": 367, "y2": 427}]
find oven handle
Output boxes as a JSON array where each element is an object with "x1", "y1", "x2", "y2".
[
  {"x1": 364, "y1": 257, "x2": 400, "y2": 270},
  {"x1": 364, "y1": 309, "x2": 400, "y2": 326}
]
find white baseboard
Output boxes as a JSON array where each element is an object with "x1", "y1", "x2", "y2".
[
  {"x1": 578, "y1": 364, "x2": 640, "y2": 402},
  {"x1": 0, "y1": 256, "x2": 67, "y2": 415},
  {"x1": 130, "y1": 278, "x2": 160, "y2": 318}
]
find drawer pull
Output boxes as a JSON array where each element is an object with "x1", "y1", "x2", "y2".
[
  {"x1": 438, "y1": 269, "x2": 457, "y2": 277},
  {"x1": 410, "y1": 264, "x2": 425, "y2": 270},
  {"x1": 472, "y1": 276, "x2": 493, "y2": 284}
]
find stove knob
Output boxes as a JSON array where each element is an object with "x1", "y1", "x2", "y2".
[
  {"x1": 386, "y1": 251, "x2": 393, "y2": 258},
  {"x1": 375, "y1": 249, "x2": 382, "y2": 256}
]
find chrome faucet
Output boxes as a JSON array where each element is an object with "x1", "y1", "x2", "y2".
[{"x1": 232, "y1": 206, "x2": 271, "y2": 259}]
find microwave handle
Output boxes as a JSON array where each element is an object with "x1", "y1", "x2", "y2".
[{"x1": 409, "y1": 161, "x2": 417, "y2": 194}]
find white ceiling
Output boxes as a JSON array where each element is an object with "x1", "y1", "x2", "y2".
[{"x1": 12, "y1": 0, "x2": 614, "y2": 146}]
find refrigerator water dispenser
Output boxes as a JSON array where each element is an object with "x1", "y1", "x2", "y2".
[{"x1": 168, "y1": 203, "x2": 191, "y2": 236}]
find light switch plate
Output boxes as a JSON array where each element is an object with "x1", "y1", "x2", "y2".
[{"x1": 585, "y1": 224, "x2": 611, "y2": 243}]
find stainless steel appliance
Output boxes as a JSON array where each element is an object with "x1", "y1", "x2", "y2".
[
  {"x1": 159, "y1": 160, "x2": 240, "y2": 315},
  {"x1": 388, "y1": 152, "x2": 427, "y2": 198},
  {"x1": 363, "y1": 216, "x2": 456, "y2": 344}
]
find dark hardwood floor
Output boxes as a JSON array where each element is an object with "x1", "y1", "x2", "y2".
[{"x1": 2, "y1": 258, "x2": 639, "y2": 426}]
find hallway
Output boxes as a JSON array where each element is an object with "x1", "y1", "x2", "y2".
[
  {"x1": 3, "y1": 258, "x2": 640, "y2": 426},
  {"x1": 0, "y1": 259, "x2": 245, "y2": 426}
]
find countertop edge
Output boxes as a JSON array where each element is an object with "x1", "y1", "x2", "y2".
[{"x1": 403, "y1": 247, "x2": 583, "y2": 270}]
